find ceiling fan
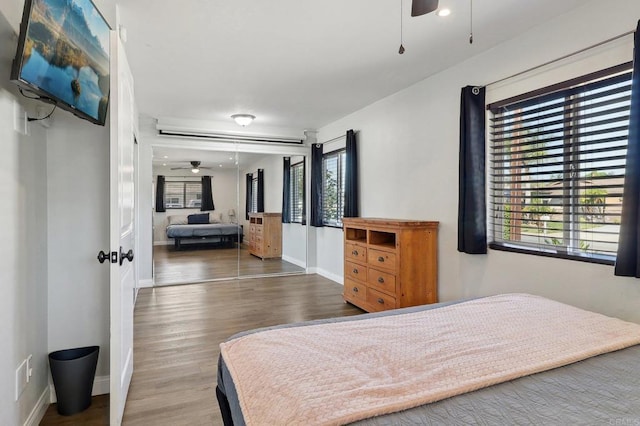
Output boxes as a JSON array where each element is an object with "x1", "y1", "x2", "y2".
[
  {"x1": 411, "y1": 0, "x2": 438, "y2": 17},
  {"x1": 170, "y1": 161, "x2": 213, "y2": 174}
]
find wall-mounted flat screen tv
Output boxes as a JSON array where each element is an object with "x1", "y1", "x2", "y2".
[{"x1": 10, "y1": 0, "x2": 111, "y2": 126}]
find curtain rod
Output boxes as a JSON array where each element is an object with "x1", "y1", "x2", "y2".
[
  {"x1": 485, "y1": 29, "x2": 635, "y2": 88},
  {"x1": 317, "y1": 130, "x2": 359, "y2": 145}
]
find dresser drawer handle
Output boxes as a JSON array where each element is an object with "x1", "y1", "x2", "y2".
[
  {"x1": 377, "y1": 298, "x2": 384, "y2": 304},
  {"x1": 378, "y1": 256, "x2": 385, "y2": 262},
  {"x1": 377, "y1": 277, "x2": 384, "y2": 284},
  {"x1": 352, "y1": 287, "x2": 359, "y2": 293},
  {"x1": 352, "y1": 250, "x2": 360, "y2": 256},
  {"x1": 352, "y1": 268, "x2": 358, "y2": 274}
]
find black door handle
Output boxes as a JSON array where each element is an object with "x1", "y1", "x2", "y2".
[
  {"x1": 119, "y1": 247, "x2": 134, "y2": 265},
  {"x1": 97, "y1": 250, "x2": 109, "y2": 264}
]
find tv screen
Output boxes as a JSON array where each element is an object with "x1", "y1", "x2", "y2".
[{"x1": 10, "y1": 0, "x2": 111, "y2": 126}]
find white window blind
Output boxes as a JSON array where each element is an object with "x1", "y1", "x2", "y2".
[
  {"x1": 164, "y1": 181, "x2": 202, "y2": 209},
  {"x1": 290, "y1": 162, "x2": 304, "y2": 223}
]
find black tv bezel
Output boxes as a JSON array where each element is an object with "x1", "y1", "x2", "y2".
[{"x1": 10, "y1": 0, "x2": 112, "y2": 126}]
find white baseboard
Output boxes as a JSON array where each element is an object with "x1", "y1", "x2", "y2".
[
  {"x1": 153, "y1": 240, "x2": 171, "y2": 246},
  {"x1": 281, "y1": 255, "x2": 306, "y2": 269},
  {"x1": 49, "y1": 375, "x2": 109, "y2": 404},
  {"x1": 138, "y1": 278, "x2": 154, "y2": 288},
  {"x1": 93, "y1": 375, "x2": 110, "y2": 396},
  {"x1": 23, "y1": 386, "x2": 49, "y2": 426},
  {"x1": 309, "y1": 267, "x2": 343, "y2": 285}
]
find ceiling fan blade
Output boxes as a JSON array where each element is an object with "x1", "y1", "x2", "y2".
[{"x1": 411, "y1": 0, "x2": 438, "y2": 17}]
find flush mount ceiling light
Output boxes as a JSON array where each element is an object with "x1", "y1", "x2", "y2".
[
  {"x1": 231, "y1": 114, "x2": 255, "y2": 127},
  {"x1": 436, "y1": 8, "x2": 451, "y2": 17}
]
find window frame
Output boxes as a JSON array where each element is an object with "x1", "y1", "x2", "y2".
[
  {"x1": 250, "y1": 176, "x2": 258, "y2": 214},
  {"x1": 290, "y1": 161, "x2": 305, "y2": 224},
  {"x1": 488, "y1": 65, "x2": 632, "y2": 265},
  {"x1": 322, "y1": 148, "x2": 346, "y2": 228},
  {"x1": 164, "y1": 180, "x2": 203, "y2": 210}
]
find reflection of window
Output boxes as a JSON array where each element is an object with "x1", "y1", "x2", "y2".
[
  {"x1": 290, "y1": 161, "x2": 304, "y2": 223},
  {"x1": 250, "y1": 177, "x2": 258, "y2": 213},
  {"x1": 322, "y1": 149, "x2": 346, "y2": 227},
  {"x1": 489, "y1": 68, "x2": 631, "y2": 263},
  {"x1": 165, "y1": 181, "x2": 202, "y2": 209}
]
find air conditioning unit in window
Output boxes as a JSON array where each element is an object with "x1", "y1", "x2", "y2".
[{"x1": 156, "y1": 118, "x2": 306, "y2": 145}]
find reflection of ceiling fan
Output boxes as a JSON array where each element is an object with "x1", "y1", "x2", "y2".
[
  {"x1": 170, "y1": 161, "x2": 213, "y2": 174},
  {"x1": 411, "y1": 0, "x2": 438, "y2": 17}
]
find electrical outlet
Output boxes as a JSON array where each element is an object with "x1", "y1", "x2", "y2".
[
  {"x1": 15, "y1": 359, "x2": 28, "y2": 401},
  {"x1": 13, "y1": 100, "x2": 28, "y2": 135}
]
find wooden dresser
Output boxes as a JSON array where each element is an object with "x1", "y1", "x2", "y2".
[
  {"x1": 342, "y1": 217, "x2": 438, "y2": 312},
  {"x1": 248, "y1": 213, "x2": 282, "y2": 259}
]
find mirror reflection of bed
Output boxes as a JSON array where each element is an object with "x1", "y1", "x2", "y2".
[{"x1": 152, "y1": 149, "x2": 307, "y2": 285}]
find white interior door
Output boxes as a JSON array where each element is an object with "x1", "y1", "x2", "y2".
[{"x1": 109, "y1": 31, "x2": 136, "y2": 425}]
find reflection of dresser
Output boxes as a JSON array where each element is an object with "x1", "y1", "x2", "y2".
[
  {"x1": 342, "y1": 218, "x2": 439, "y2": 313},
  {"x1": 248, "y1": 213, "x2": 282, "y2": 259}
]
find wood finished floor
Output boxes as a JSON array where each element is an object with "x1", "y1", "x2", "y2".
[
  {"x1": 40, "y1": 274, "x2": 363, "y2": 425},
  {"x1": 153, "y1": 244, "x2": 306, "y2": 285}
]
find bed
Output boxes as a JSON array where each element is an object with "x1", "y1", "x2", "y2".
[
  {"x1": 165, "y1": 213, "x2": 243, "y2": 250},
  {"x1": 216, "y1": 294, "x2": 640, "y2": 425}
]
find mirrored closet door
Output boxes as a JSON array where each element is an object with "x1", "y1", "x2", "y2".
[
  {"x1": 237, "y1": 151, "x2": 307, "y2": 278},
  {"x1": 151, "y1": 144, "x2": 307, "y2": 285}
]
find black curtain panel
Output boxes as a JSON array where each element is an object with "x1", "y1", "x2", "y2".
[
  {"x1": 302, "y1": 157, "x2": 307, "y2": 225},
  {"x1": 344, "y1": 129, "x2": 359, "y2": 218},
  {"x1": 155, "y1": 175, "x2": 166, "y2": 212},
  {"x1": 457, "y1": 85, "x2": 487, "y2": 254},
  {"x1": 615, "y1": 21, "x2": 640, "y2": 277},
  {"x1": 257, "y1": 169, "x2": 265, "y2": 213},
  {"x1": 310, "y1": 143, "x2": 324, "y2": 227},
  {"x1": 245, "y1": 173, "x2": 253, "y2": 220},
  {"x1": 201, "y1": 176, "x2": 215, "y2": 211},
  {"x1": 282, "y1": 158, "x2": 291, "y2": 223}
]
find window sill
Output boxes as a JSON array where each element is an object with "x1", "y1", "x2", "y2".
[{"x1": 489, "y1": 242, "x2": 615, "y2": 266}]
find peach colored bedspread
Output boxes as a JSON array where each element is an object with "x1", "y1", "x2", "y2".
[{"x1": 220, "y1": 294, "x2": 640, "y2": 425}]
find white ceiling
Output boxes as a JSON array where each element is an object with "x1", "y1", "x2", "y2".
[
  {"x1": 117, "y1": 0, "x2": 589, "y2": 132},
  {"x1": 151, "y1": 147, "x2": 266, "y2": 170}
]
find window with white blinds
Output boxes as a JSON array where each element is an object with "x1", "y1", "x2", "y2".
[
  {"x1": 322, "y1": 149, "x2": 346, "y2": 227},
  {"x1": 489, "y1": 68, "x2": 632, "y2": 263},
  {"x1": 250, "y1": 177, "x2": 258, "y2": 213},
  {"x1": 290, "y1": 161, "x2": 304, "y2": 223},
  {"x1": 164, "y1": 181, "x2": 202, "y2": 209}
]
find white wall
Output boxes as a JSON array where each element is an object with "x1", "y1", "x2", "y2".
[
  {"x1": 152, "y1": 166, "x2": 238, "y2": 244},
  {"x1": 0, "y1": 5, "x2": 49, "y2": 425},
  {"x1": 0, "y1": 84, "x2": 49, "y2": 426},
  {"x1": 136, "y1": 140, "x2": 153, "y2": 283},
  {"x1": 46, "y1": 113, "x2": 111, "y2": 378},
  {"x1": 314, "y1": 0, "x2": 640, "y2": 323}
]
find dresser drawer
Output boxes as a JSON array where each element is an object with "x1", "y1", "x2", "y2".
[
  {"x1": 367, "y1": 268, "x2": 396, "y2": 295},
  {"x1": 249, "y1": 224, "x2": 256, "y2": 234},
  {"x1": 255, "y1": 225, "x2": 263, "y2": 235},
  {"x1": 367, "y1": 287, "x2": 396, "y2": 311},
  {"x1": 345, "y1": 243, "x2": 366, "y2": 263},
  {"x1": 367, "y1": 248, "x2": 396, "y2": 271},
  {"x1": 344, "y1": 279, "x2": 367, "y2": 303},
  {"x1": 255, "y1": 235, "x2": 263, "y2": 247},
  {"x1": 345, "y1": 262, "x2": 367, "y2": 282}
]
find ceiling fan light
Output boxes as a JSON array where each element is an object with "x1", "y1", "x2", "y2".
[
  {"x1": 191, "y1": 167, "x2": 200, "y2": 173},
  {"x1": 231, "y1": 114, "x2": 256, "y2": 127},
  {"x1": 436, "y1": 8, "x2": 451, "y2": 17}
]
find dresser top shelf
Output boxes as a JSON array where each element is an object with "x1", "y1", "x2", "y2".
[{"x1": 342, "y1": 217, "x2": 439, "y2": 229}]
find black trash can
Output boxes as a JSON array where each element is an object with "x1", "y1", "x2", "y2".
[{"x1": 48, "y1": 346, "x2": 99, "y2": 416}]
